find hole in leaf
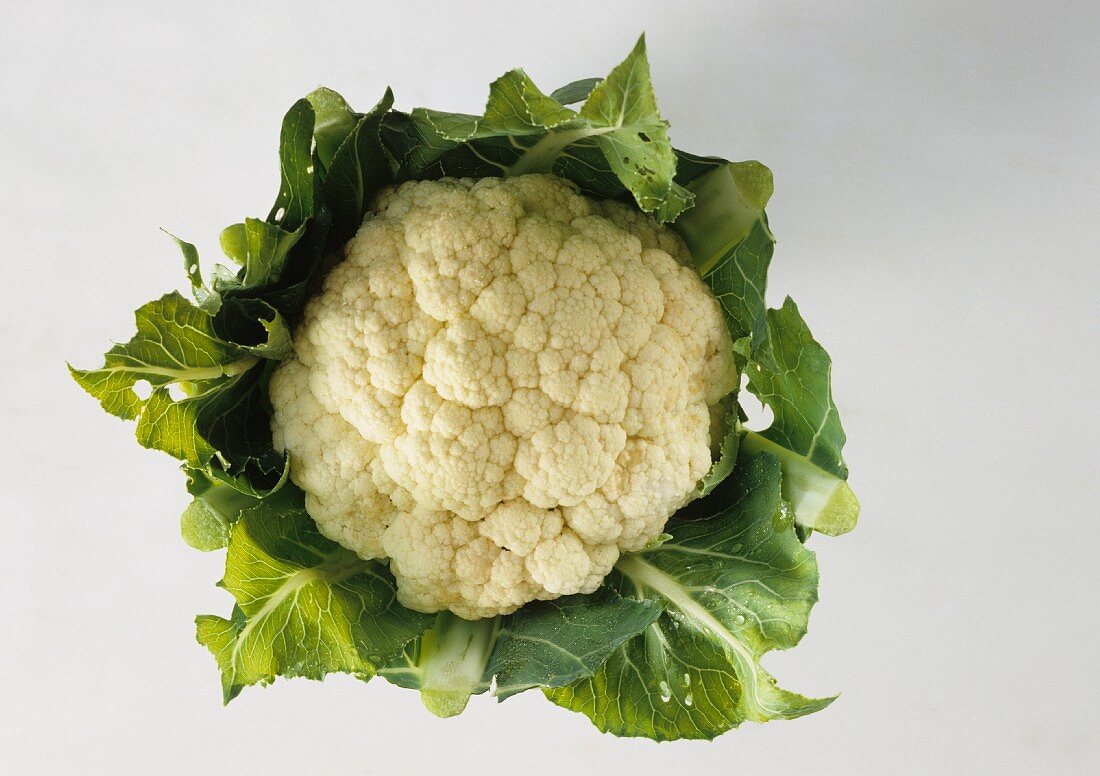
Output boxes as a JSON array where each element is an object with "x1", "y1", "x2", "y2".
[
  {"x1": 274, "y1": 207, "x2": 286, "y2": 221},
  {"x1": 188, "y1": 264, "x2": 198, "y2": 275},
  {"x1": 638, "y1": 132, "x2": 651, "y2": 142},
  {"x1": 132, "y1": 379, "x2": 153, "y2": 400},
  {"x1": 167, "y1": 383, "x2": 187, "y2": 402},
  {"x1": 738, "y1": 372, "x2": 775, "y2": 430}
]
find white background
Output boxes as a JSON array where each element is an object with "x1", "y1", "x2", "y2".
[{"x1": 2, "y1": 1, "x2": 1097, "y2": 773}]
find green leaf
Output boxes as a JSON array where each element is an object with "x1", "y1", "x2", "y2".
[
  {"x1": 197, "y1": 504, "x2": 431, "y2": 703},
  {"x1": 675, "y1": 161, "x2": 857, "y2": 535},
  {"x1": 482, "y1": 69, "x2": 578, "y2": 134},
  {"x1": 410, "y1": 69, "x2": 578, "y2": 147},
  {"x1": 164, "y1": 230, "x2": 221, "y2": 313},
  {"x1": 380, "y1": 34, "x2": 690, "y2": 222},
  {"x1": 247, "y1": 308, "x2": 292, "y2": 360},
  {"x1": 255, "y1": 311, "x2": 291, "y2": 359},
  {"x1": 745, "y1": 299, "x2": 847, "y2": 478},
  {"x1": 197, "y1": 370, "x2": 286, "y2": 470},
  {"x1": 213, "y1": 297, "x2": 293, "y2": 360},
  {"x1": 740, "y1": 298, "x2": 858, "y2": 535},
  {"x1": 132, "y1": 365, "x2": 262, "y2": 470},
  {"x1": 708, "y1": 220, "x2": 774, "y2": 352},
  {"x1": 180, "y1": 468, "x2": 267, "y2": 551},
  {"x1": 69, "y1": 292, "x2": 257, "y2": 421},
  {"x1": 673, "y1": 161, "x2": 772, "y2": 497},
  {"x1": 642, "y1": 532, "x2": 674, "y2": 551},
  {"x1": 697, "y1": 400, "x2": 740, "y2": 496},
  {"x1": 69, "y1": 291, "x2": 287, "y2": 480},
  {"x1": 180, "y1": 498, "x2": 234, "y2": 552},
  {"x1": 672, "y1": 148, "x2": 729, "y2": 186},
  {"x1": 307, "y1": 87, "x2": 359, "y2": 170},
  {"x1": 267, "y1": 98, "x2": 316, "y2": 231},
  {"x1": 740, "y1": 431, "x2": 858, "y2": 537},
  {"x1": 572, "y1": 34, "x2": 689, "y2": 222},
  {"x1": 196, "y1": 452, "x2": 290, "y2": 498},
  {"x1": 489, "y1": 589, "x2": 662, "y2": 701},
  {"x1": 218, "y1": 218, "x2": 305, "y2": 289},
  {"x1": 240, "y1": 206, "x2": 332, "y2": 320},
  {"x1": 677, "y1": 161, "x2": 775, "y2": 345},
  {"x1": 550, "y1": 77, "x2": 601, "y2": 105},
  {"x1": 321, "y1": 89, "x2": 395, "y2": 240},
  {"x1": 381, "y1": 589, "x2": 661, "y2": 716},
  {"x1": 393, "y1": 69, "x2": 578, "y2": 181},
  {"x1": 546, "y1": 453, "x2": 833, "y2": 740}
]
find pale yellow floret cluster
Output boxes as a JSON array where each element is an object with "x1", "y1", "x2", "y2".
[{"x1": 269, "y1": 174, "x2": 736, "y2": 618}]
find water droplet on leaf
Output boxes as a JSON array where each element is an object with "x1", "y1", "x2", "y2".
[{"x1": 658, "y1": 681, "x2": 672, "y2": 702}]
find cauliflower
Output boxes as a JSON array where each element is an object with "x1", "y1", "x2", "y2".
[{"x1": 269, "y1": 174, "x2": 736, "y2": 618}]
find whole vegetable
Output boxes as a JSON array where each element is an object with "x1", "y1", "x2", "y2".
[{"x1": 71, "y1": 35, "x2": 858, "y2": 740}]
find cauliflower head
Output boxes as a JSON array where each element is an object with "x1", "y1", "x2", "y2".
[{"x1": 269, "y1": 174, "x2": 736, "y2": 618}]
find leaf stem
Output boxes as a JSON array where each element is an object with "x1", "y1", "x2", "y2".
[
  {"x1": 99, "y1": 354, "x2": 260, "y2": 383},
  {"x1": 675, "y1": 162, "x2": 774, "y2": 277},
  {"x1": 615, "y1": 554, "x2": 771, "y2": 720},
  {"x1": 740, "y1": 431, "x2": 859, "y2": 536},
  {"x1": 505, "y1": 125, "x2": 612, "y2": 177},
  {"x1": 417, "y1": 613, "x2": 501, "y2": 717}
]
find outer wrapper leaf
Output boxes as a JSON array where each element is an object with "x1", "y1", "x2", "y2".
[
  {"x1": 673, "y1": 161, "x2": 776, "y2": 496},
  {"x1": 213, "y1": 298, "x2": 293, "y2": 360},
  {"x1": 197, "y1": 502, "x2": 431, "y2": 702},
  {"x1": 67, "y1": 292, "x2": 278, "y2": 473},
  {"x1": 70, "y1": 89, "x2": 391, "y2": 496},
  {"x1": 676, "y1": 159, "x2": 857, "y2": 535},
  {"x1": 180, "y1": 497, "x2": 234, "y2": 552},
  {"x1": 746, "y1": 298, "x2": 848, "y2": 478},
  {"x1": 166, "y1": 231, "x2": 221, "y2": 313},
  {"x1": 307, "y1": 87, "x2": 358, "y2": 169},
  {"x1": 381, "y1": 34, "x2": 690, "y2": 223},
  {"x1": 546, "y1": 453, "x2": 833, "y2": 740},
  {"x1": 549, "y1": 78, "x2": 601, "y2": 106},
  {"x1": 677, "y1": 160, "x2": 775, "y2": 347},
  {"x1": 267, "y1": 98, "x2": 316, "y2": 231},
  {"x1": 69, "y1": 292, "x2": 256, "y2": 420},
  {"x1": 319, "y1": 88, "x2": 394, "y2": 240},
  {"x1": 490, "y1": 589, "x2": 662, "y2": 700},
  {"x1": 180, "y1": 466, "x2": 292, "y2": 551},
  {"x1": 739, "y1": 299, "x2": 859, "y2": 535},
  {"x1": 380, "y1": 589, "x2": 661, "y2": 716},
  {"x1": 696, "y1": 397, "x2": 740, "y2": 497},
  {"x1": 218, "y1": 218, "x2": 305, "y2": 289},
  {"x1": 574, "y1": 35, "x2": 691, "y2": 222}
]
